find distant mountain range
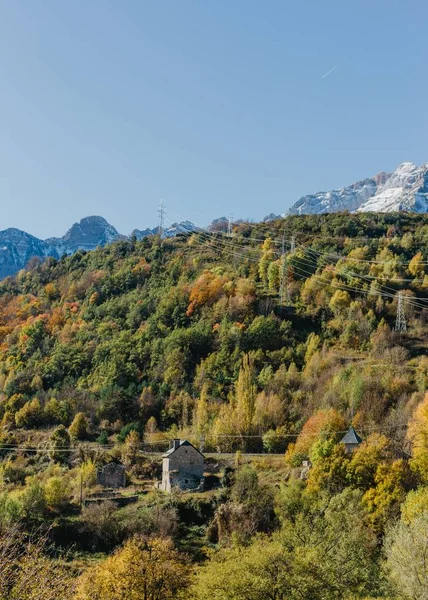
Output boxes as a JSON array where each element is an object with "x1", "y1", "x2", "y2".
[
  {"x1": 0, "y1": 216, "x2": 197, "y2": 279},
  {"x1": 2, "y1": 161, "x2": 428, "y2": 279},
  {"x1": 286, "y1": 162, "x2": 428, "y2": 215}
]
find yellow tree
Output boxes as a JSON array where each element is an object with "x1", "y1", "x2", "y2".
[
  {"x1": 408, "y1": 251, "x2": 425, "y2": 279},
  {"x1": 235, "y1": 354, "x2": 257, "y2": 434},
  {"x1": 0, "y1": 527, "x2": 75, "y2": 600},
  {"x1": 194, "y1": 383, "x2": 209, "y2": 436},
  {"x1": 258, "y1": 238, "x2": 275, "y2": 288},
  {"x1": 363, "y1": 459, "x2": 411, "y2": 534},
  {"x1": 68, "y1": 412, "x2": 88, "y2": 440},
  {"x1": 347, "y1": 433, "x2": 391, "y2": 490},
  {"x1": 285, "y1": 408, "x2": 346, "y2": 466},
  {"x1": 407, "y1": 392, "x2": 428, "y2": 482},
  {"x1": 123, "y1": 430, "x2": 140, "y2": 466},
  {"x1": 75, "y1": 536, "x2": 190, "y2": 600}
]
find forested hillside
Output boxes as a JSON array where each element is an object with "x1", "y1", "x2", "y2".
[
  {"x1": 1, "y1": 212, "x2": 428, "y2": 449},
  {"x1": 2, "y1": 212, "x2": 428, "y2": 599}
]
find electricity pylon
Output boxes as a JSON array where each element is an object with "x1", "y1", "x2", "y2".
[
  {"x1": 157, "y1": 199, "x2": 166, "y2": 239},
  {"x1": 395, "y1": 291, "x2": 407, "y2": 332}
]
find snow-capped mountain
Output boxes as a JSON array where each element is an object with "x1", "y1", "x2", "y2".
[
  {"x1": 0, "y1": 217, "x2": 123, "y2": 279},
  {"x1": 46, "y1": 216, "x2": 124, "y2": 254},
  {"x1": 0, "y1": 229, "x2": 49, "y2": 279},
  {"x1": 0, "y1": 216, "x2": 197, "y2": 280},
  {"x1": 132, "y1": 220, "x2": 196, "y2": 240},
  {"x1": 286, "y1": 162, "x2": 428, "y2": 216}
]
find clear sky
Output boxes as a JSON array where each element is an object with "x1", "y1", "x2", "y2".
[{"x1": 1, "y1": 0, "x2": 427, "y2": 238}]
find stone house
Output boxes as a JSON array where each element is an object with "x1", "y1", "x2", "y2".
[
  {"x1": 159, "y1": 439, "x2": 204, "y2": 492},
  {"x1": 340, "y1": 426, "x2": 363, "y2": 453},
  {"x1": 97, "y1": 462, "x2": 126, "y2": 488}
]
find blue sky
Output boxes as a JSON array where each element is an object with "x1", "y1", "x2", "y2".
[{"x1": 0, "y1": 0, "x2": 426, "y2": 238}]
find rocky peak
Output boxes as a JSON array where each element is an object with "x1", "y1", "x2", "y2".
[
  {"x1": 48, "y1": 216, "x2": 122, "y2": 254},
  {"x1": 0, "y1": 215, "x2": 198, "y2": 280},
  {"x1": 286, "y1": 162, "x2": 428, "y2": 216}
]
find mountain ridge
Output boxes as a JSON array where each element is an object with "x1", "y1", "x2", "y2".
[
  {"x1": 286, "y1": 161, "x2": 428, "y2": 216},
  {"x1": 0, "y1": 216, "x2": 196, "y2": 279},
  {"x1": 2, "y1": 160, "x2": 428, "y2": 279}
]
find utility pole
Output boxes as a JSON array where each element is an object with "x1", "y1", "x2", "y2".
[
  {"x1": 290, "y1": 234, "x2": 296, "y2": 253},
  {"x1": 157, "y1": 199, "x2": 166, "y2": 239},
  {"x1": 395, "y1": 291, "x2": 407, "y2": 332}
]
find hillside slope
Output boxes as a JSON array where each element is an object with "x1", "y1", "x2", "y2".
[{"x1": 0, "y1": 212, "x2": 428, "y2": 451}]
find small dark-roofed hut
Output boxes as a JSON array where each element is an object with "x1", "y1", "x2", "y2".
[{"x1": 340, "y1": 426, "x2": 363, "y2": 453}]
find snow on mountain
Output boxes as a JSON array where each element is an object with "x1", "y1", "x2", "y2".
[
  {"x1": 47, "y1": 216, "x2": 124, "y2": 255},
  {"x1": 0, "y1": 217, "x2": 198, "y2": 279},
  {"x1": 286, "y1": 162, "x2": 428, "y2": 216},
  {"x1": 0, "y1": 229, "x2": 49, "y2": 278},
  {"x1": 357, "y1": 162, "x2": 428, "y2": 212},
  {"x1": 132, "y1": 220, "x2": 197, "y2": 240}
]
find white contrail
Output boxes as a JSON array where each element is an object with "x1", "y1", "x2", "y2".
[{"x1": 322, "y1": 66, "x2": 337, "y2": 79}]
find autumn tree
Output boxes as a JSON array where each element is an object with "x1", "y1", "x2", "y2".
[
  {"x1": 0, "y1": 527, "x2": 75, "y2": 600},
  {"x1": 75, "y1": 536, "x2": 190, "y2": 600},
  {"x1": 194, "y1": 383, "x2": 210, "y2": 436},
  {"x1": 49, "y1": 425, "x2": 72, "y2": 464},
  {"x1": 15, "y1": 398, "x2": 43, "y2": 428},
  {"x1": 235, "y1": 353, "x2": 257, "y2": 434},
  {"x1": 259, "y1": 238, "x2": 275, "y2": 288},
  {"x1": 385, "y1": 512, "x2": 428, "y2": 599},
  {"x1": 363, "y1": 459, "x2": 413, "y2": 534},
  {"x1": 123, "y1": 429, "x2": 140, "y2": 465},
  {"x1": 408, "y1": 251, "x2": 425, "y2": 279},
  {"x1": 346, "y1": 433, "x2": 391, "y2": 490},
  {"x1": 285, "y1": 409, "x2": 346, "y2": 466},
  {"x1": 407, "y1": 392, "x2": 428, "y2": 483},
  {"x1": 194, "y1": 489, "x2": 381, "y2": 600},
  {"x1": 186, "y1": 270, "x2": 227, "y2": 316},
  {"x1": 69, "y1": 412, "x2": 89, "y2": 440}
]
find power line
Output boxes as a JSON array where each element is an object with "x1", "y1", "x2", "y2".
[{"x1": 167, "y1": 215, "x2": 428, "y2": 311}]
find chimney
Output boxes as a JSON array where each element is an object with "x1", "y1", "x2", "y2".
[{"x1": 169, "y1": 439, "x2": 181, "y2": 450}]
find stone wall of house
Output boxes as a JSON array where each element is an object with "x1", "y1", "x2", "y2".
[
  {"x1": 161, "y1": 444, "x2": 204, "y2": 492},
  {"x1": 97, "y1": 463, "x2": 126, "y2": 488}
]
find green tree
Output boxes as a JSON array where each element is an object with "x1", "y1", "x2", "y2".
[
  {"x1": 194, "y1": 383, "x2": 209, "y2": 436},
  {"x1": 15, "y1": 398, "x2": 43, "y2": 428},
  {"x1": 49, "y1": 425, "x2": 72, "y2": 464},
  {"x1": 259, "y1": 238, "x2": 275, "y2": 288},
  {"x1": 69, "y1": 412, "x2": 89, "y2": 440},
  {"x1": 195, "y1": 489, "x2": 380, "y2": 600},
  {"x1": 45, "y1": 476, "x2": 71, "y2": 511},
  {"x1": 235, "y1": 354, "x2": 257, "y2": 434},
  {"x1": 385, "y1": 512, "x2": 428, "y2": 599}
]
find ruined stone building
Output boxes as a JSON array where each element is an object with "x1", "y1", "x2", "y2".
[
  {"x1": 159, "y1": 439, "x2": 204, "y2": 492},
  {"x1": 97, "y1": 462, "x2": 126, "y2": 488}
]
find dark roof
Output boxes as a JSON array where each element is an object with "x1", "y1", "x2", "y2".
[
  {"x1": 340, "y1": 426, "x2": 363, "y2": 445},
  {"x1": 162, "y1": 439, "x2": 205, "y2": 459}
]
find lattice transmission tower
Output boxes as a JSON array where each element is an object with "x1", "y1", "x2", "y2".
[
  {"x1": 395, "y1": 291, "x2": 407, "y2": 332},
  {"x1": 227, "y1": 213, "x2": 234, "y2": 236},
  {"x1": 157, "y1": 199, "x2": 166, "y2": 239}
]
